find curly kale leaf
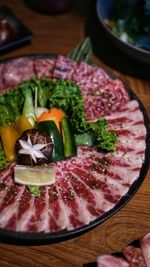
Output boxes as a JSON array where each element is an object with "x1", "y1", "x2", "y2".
[
  {"x1": 89, "y1": 118, "x2": 117, "y2": 152},
  {"x1": 48, "y1": 79, "x2": 88, "y2": 133}
]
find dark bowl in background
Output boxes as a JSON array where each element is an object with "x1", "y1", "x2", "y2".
[{"x1": 96, "y1": 0, "x2": 150, "y2": 65}]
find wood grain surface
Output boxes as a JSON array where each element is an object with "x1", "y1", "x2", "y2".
[{"x1": 0, "y1": 1, "x2": 150, "y2": 266}]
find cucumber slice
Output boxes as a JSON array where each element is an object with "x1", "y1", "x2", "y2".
[{"x1": 61, "y1": 117, "x2": 77, "y2": 158}]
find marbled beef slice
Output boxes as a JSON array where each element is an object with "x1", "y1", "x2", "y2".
[
  {"x1": 34, "y1": 58, "x2": 56, "y2": 79},
  {"x1": 140, "y1": 232, "x2": 150, "y2": 267},
  {"x1": 2, "y1": 58, "x2": 35, "y2": 88},
  {"x1": 97, "y1": 255, "x2": 129, "y2": 267}
]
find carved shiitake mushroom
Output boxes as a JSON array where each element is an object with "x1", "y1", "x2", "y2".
[{"x1": 15, "y1": 129, "x2": 53, "y2": 166}]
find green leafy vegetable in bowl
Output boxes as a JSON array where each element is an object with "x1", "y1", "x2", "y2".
[{"x1": 107, "y1": 0, "x2": 150, "y2": 51}]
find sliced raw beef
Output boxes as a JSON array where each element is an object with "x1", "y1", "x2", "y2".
[
  {"x1": 97, "y1": 255, "x2": 129, "y2": 267},
  {"x1": 72, "y1": 62, "x2": 110, "y2": 92},
  {"x1": 70, "y1": 61, "x2": 130, "y2": 119},
  {"x1": 0, "y1": 97, "x2": 146, "y2": 233},
  {"x1": 53, "y1": 55, "x2": 77, "y2": 80},
  {"x1": 83, "y1": 78, "x2": 130, "y2": 120},
  {"x1": 2, "y1": 58, "x2": 35, "y2": 88},
  {"x1": 140, "y1": 233, "x2": 150, "y2": 267},
  {"x1": 106, "y1": 100, "x2": 146, "y2": 168},
  {"x1": 0, "y1": 163, "x2": 15, "y2": 184},
  {"x1": 122, "y1": 246, "x2": 146, "y2": 267},
  {"x1": 34, "y1": 58, "x2": 56, "y2": 79},
  {"x1": 0, "y1": 184, "x2": 25, "y2": 230}
]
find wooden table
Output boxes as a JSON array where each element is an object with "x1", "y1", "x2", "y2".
[{"x1": 0, "y1": 1, "x2": 150, "y2": 266}]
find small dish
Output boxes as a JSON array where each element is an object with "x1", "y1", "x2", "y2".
[{"x1": 0, "y1": 5, "x2": 33, "y2": 55}]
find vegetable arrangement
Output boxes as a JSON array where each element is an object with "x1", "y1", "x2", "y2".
[{"x1": 0, "y1": 77, "x2": 117, "y2": 195}]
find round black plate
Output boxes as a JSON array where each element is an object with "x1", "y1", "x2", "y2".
[{"x1": 0, "y1": 54, "x2": 149, "y2": 245}]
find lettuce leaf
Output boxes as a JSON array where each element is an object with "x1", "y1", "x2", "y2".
[
  {"x1": 0, "y1": 88, "x2": 24, "y2": 125},
  {"x1": 0, "y1": 140, "x2": 9, "y2": 169},
  {"x1": 27, "y1": 185, "x2": 41, "y2": 196}
]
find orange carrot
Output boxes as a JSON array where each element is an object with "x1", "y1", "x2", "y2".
[{"x1": 37, "y1": 108, "x2": 65, "y2": 131}]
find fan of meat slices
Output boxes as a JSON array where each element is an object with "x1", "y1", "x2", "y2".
[{"x1": 0, "y1": 55, "x2": 148, "y2": 238}]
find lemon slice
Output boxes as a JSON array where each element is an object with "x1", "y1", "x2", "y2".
[{"x1": 14, "y1": 165, "x2": 55, "y2": 186}]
